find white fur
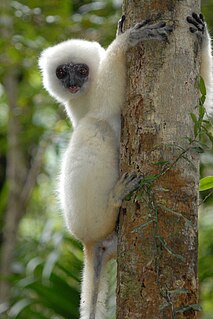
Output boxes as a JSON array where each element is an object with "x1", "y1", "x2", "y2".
[
  {"x1": 39, "y1": 31, "x2": 130, "y2": 319},
  {"x1": 80, "y1": 245, "x2": 108, "y2": 319},
  {"x1": 39, "y1": 39, "x2": 106, "y2": 127},
  {"x1": 201, "y1": 25, "x2": 213, "y2": 116},
  {"x1": 39, "y1": 19, "x2": 213, "y2": 319},
  {"x1": 60, "y1": 117, "x2": 119, "y2": 243}
]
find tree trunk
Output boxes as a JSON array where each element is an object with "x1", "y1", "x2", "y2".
[
  {"x1": 0, "y1": 1, "x2": 47, "y2": 303},
  {"x1": 117, "y1": 1, "x2": 201, "y2": 319},
  {"x1": 0, "y1": 0, "x2": 27, "y2": 303},
  {"x1": 0, "y1": 71, "x2": 26, "y2": 303},
  {"x1": 0, "y1": 69, "x2": 47, "y2": 303}
]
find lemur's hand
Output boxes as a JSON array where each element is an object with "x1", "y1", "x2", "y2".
[{"x1": 187, "y1": 13, "x2": 205, "y2": 35}]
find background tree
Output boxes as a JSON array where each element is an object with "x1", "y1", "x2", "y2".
[
  {"x1": 0, "y1": 1, "x2": 119, "y2": 317},
  {"x1": 0, "y1": 1, "x2": 212, "y2": 319},
  {"x1": 117, "y1": 0, "x2": 212, "y2": 318}
]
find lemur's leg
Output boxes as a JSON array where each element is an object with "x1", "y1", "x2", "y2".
[
  {"x1": 89, "y1": 233, "x2": 117, "y2": 319},
  {"x1": 88, "y1": 173, "x2": 141, "y2": 319}
]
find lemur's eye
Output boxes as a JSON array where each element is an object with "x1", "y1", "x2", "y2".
[
  {"x1": 56, "y1": 65, "x2": 67, "y2": 79},
  {"x1": 79, "y1": 66, "x2": 89, "y2": 76}
]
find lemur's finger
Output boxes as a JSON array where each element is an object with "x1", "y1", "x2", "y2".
[
  {"x1": 134, "y1": 19, "x2": 151, "y2": 29},
  {"x1": 192, "y1": 12, "x2": 204, "y2": 25},
  {"x1": 150, "y1": 21, "x2": 166, "y2": 29},
  {"x1": 164, "y1": 25, "x2": 173, "y2": 33},
  {"x1": 117, "y1": 15, "x2": 126, "y2": 35},
  {"x1": 199, "y1": 13, "x2": 204, "y2": 22}
]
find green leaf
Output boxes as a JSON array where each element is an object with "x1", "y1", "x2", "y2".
[
  {"x1": 200, "y1": 77, "x2": 206, "y2": 96},
  {"x1": 190, "y1": 112, "x2": 199, "y2": 137},
  {"x1": 140, "y1": 174, "x2": 160, "y2": 187},
  {"x1": 26, "y1": 279, "x2": 79, "y2": 318},
  {"x1": 199, "y1": 176, "x2": 213, "y2": 191},
  {"x1": 192, "y1": 146, "x2": 205, "y2": 153},
  {"x1": 157, "y1": 235, "x2": 185, "y2": 261},
  {"x1": 199, "y1": 104, "x2": 206, "y2": 120},
  {"x1": 204, "y1": 130, "x2": 213, "y2": 149},
  {"x1": 174, "y1": 303, "x2": 202, "y2": 314},
  {"x1": 199, "y1": 94, "x2": 206, "y2": 105},
  {"x1": 42, "y1": 251, "x2": 60, "y2": 280},
  {"x1": 168, "y1": 288, "x2": 190, "y2": 296},
  {"x1": 132, "y1": 219, "x2": 155, "y2": 233},
  {"x1": 190, "y1": 112, "x2": 198, "y2": 125},
  {"x1": 8, "y1": 299, "x2": 32, "y2": 317}
]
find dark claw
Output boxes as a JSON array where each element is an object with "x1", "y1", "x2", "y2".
[
  {"x1": 165, "y1": 25, "x2": 173, "y2": 33},
  {"x1": 199, "y1": 13, "x2": 204, "y2": 22},
  {"x1": 127, "y1": 173, "x2": 138, "y2": 182},
  {"x1": 117, "y1": 15, "x2": 126, "y2": 35},
  {"x1": 123, "y1": 172, "x2": 137, "y2": 184},
  {"x1": 149, "y1": 21, "x2": 166, "y2": 30},
  {"x1": 158, "y1": 21, "x2": 166, "y2": 28},
  {"x1": 120, "y1": 15, "x2": 126, "y2": 33}
]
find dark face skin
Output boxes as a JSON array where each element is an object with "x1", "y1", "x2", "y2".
[{"x1": 56, "y1": 63, "x2": 89, "y2": 94}]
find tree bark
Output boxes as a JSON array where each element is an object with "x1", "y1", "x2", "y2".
[{"x1": 117, "y1": 1, "x2": 201, "y2": 319}]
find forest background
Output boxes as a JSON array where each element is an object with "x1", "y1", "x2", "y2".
[{"x1": 0, "y1": 1, "x2": 212, "y2": 319}]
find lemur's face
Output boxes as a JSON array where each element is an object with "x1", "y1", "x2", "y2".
[{"x1": 55, "y1": 63, "x2": 89, "y2": 94}]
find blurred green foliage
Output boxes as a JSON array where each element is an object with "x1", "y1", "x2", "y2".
[
  {"x1": 0, "y1": 1, "x2": 120, "y2": 318},
  {"x1": 0, "y1": 1, "x2": 212, "y2": 319},
  {"x1": 8, "y1": 222, "x2": 82, "y2": 319}
]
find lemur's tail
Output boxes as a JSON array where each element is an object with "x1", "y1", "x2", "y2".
[{"x1": 80, "y1": 244, "x2": 109, "y2": 319}]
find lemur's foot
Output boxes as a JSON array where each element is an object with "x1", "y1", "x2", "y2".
[
  {"x1": 187, "y1": 13, "x2": 205, "y2": 34},
  {"x1": 94, "y1": 232, "x2": 117, "y2": 266},
  {"x1": 129, "y1": 20, "x2": 173, "y2": 46},
  {"x1": 109, "y1": 172, "x2": 142, "y2": 207}
]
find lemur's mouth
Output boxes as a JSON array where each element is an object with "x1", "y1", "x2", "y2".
[{"x1": 68, "y1": 85, "x2": 80, "y2": 94}]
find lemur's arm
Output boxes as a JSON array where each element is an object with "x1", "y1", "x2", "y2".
[
  {"x1": 187, "y1": 13, "x2": 213, "y2": 116},
  {"x1": 91, "y1": 19, "x2": 173, "y2": 118}
]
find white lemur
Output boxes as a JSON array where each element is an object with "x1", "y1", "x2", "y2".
[{"x1": 39, "y1": 13, "x2": 212, "y2": 319}]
